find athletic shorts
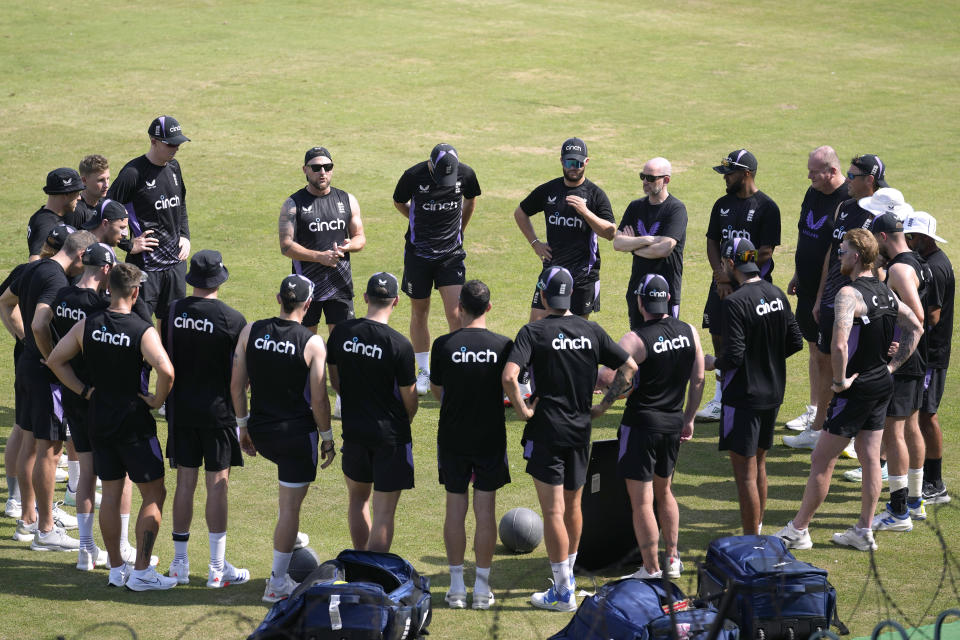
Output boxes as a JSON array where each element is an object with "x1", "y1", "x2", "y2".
[
  {"x1": 437, "y1": 448, "x2": 510, "y2": 494},
  {"x1": 824, "y1": 391, "x2": 889, "y2": 439},
  {"x1": 920, "y1": 368, "x2": 946, "y2": 415},
  {"x1": 718, "y1": 405, "x2": 778, "y2": 457},
  {"x1": 402, "y1": 252, "x2": 465, "y2": 299},
  {"x1": 341, "y1": 440, "x2": 415, "y2": 492},
  {"x1": 533, "y1": 274, "x2": 599, "y2": 316},
  {"x1": 795, "y1": 294, "x2": 818, "y2": 343},
  {"x1": 62, "y1": 394, "x2": 91, "y2": 453},
  {"x1": 816, "y1": 307, "x2": 835, "y2": 355},
  {"x1": 887, "y1": 375, "x2": 923, "y2": 418},
  {"x1": 250, "y1": 429, "x2": 318, "y2": 484},
  {"x1": 617, "y1": 426, "x2": 681, "y2": 482},
  {"x1": 701, "y1": 282, "x2": 723, "y2": 335},
  {"x1": 303, "y1": 297, "x2": 355, "y2": 329},
  {"x1": 522, "y1": 439, "x2": 589, "y2": 491},
  {"x1": 170, "y1": 426, "x2": 243, "y2": 472},
  {"x1": 140, "y1": 260, "x2": 187, "y2": 319},
  {"x1": 94, "y1": 435, "x2": 165, "y2": 484},
  {"x1": 15, "y1": 364, "x2": 65, "y2": 441}
]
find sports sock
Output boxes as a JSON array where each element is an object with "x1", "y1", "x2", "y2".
[
  {"x1": 567, "y1": 552, "x2": 577, "y2": 572},
  {"x1": 172, "y1": 531, "x2": 190, "y2": 563},
  {"x1": 907, "y1": 468, "x2": 924, "y2": 500},
  {"x1": 6, "y1": 475, "x2": 19, "y2": 501},
  {"x1": 448, "y1": 564, "x2": 465, "y2": 594},
  {"x1": 550, "y1": 561, "x2": 570, "y2": 598},
  {"x1": 924, "y1": 458, "x2": 942, "y2": 485},
  {"x1": 474, "y1": 566, "x2": 491, "y2": 595},
  {"x1": 415, "y1": 352, "x2": 429, "y2": 372},
  {"x1": 712, "y1": 375, "x2": 722, "y2": 402},
  {"x1": 67, "y1": 461, "x2": 80, "y2": 493},
  {"x1": 209, "y1": 531, "x2": 226, "y2": 572},
  {"x1": 271, "y1": 550, "x2": 293, "y2": 585},
  {"x1": 120, "y1": 513, "x2": 131, "y2": 548},
  {"x1": 77, "y1": 512, "x2": 95, "y2": 552}
]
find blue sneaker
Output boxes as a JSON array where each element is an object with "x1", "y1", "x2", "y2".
[
  {"x1": 531, "y1": 580, "x2": 576, "y2": 612},
  {"x1": 908, "y1": 498, "x2": 926, "y2": 521},
  {"x1": 871, "y1": 503, "x2": 913, "y2": 532}
]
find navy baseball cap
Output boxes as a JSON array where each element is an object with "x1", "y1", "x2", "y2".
[
  {"x1": 43, "y1": 168, "x2": 84, "y2": 194},
  {"x1": 280, "y1": 274, "x2": 314, "y2": 303},
  {"x1": 186, "y1": 249, "x2": 229, "y2": 289},
  {"x1": 82, "y1": 242, "x2": 117, "y2": 267},
  {"x1": 851, "y1": 154, "x2": 889, "y2": 188},
  {"x1": 148, "y1": 115, "x2": 190, "y2": 145},
  {"x1": 561, "y1": 138, "x2": 588, "y2": 162},
  {"x1": 46, "y1": 224, "x2": 76, "y2": 251},
  {"x1": 429, "y1": 144, "x2": 459, "y2": 187},
  {"x1": 82, "y1": 199, "x2": 128, "y2": 230},
  {"x1": 537, "y1": 266, "x2": 574, "y2": 310},
  {"x1": 871, "y1": 212, "x2": 904, "y2": 236},
  {"x1": 304, "y1": 146, "x2": 332, "y2": 164},
  {"x1": 714, "y1": 149, "x2": 758, "y2": 175},
  {"x1": 635, "y1": 274, "x2": 671, "y2": 315},
  {"x1": 366, "y1": 272, "x2": 399, "y2": 299},
  {"x1": 720, "y1": 237, "x2": 761, "y2": 274}
]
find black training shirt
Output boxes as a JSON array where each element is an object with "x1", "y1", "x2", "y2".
[
  {"x1": 11, "y1": 258, "x2": 68, "y2": 364},
  {"x1": 820, "y1": 199, "x2": 873, "y2": 310},
  {"x1": 885, "y1": 251, "x2": 931, "y2": 378},
  {"x1": 289, "y1": 186, "x2": 354, "y2": 301},
  {"x1": 706, "y1": 191, "x2": 781, "y2": 279},
  {"x1": 840, "y1": 277, "x2": 898, "y2": 395},
  {"x1": 794, "y1": 183, "x2": 849, "y2": 299},
  {"x1": 618, "y1": 194, "x2": 687, "y2": 303},
  {"x1": 26, "y1": 207, "x2": 66, "y2": 257},
  {"x1": 923, "y1": 249, "x2": 954, "y2": 369},
  {"x1": 246, "y1": 318, "x2": 317, "y2": 436}
]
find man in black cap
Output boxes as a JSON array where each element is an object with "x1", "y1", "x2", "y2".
[
  {"x1": 27, "y1": 168, "x2": 85, "y2": 260},
  {"x1": 327, "y1": 272, "x2": 418, "y2": 553},
  {"x1": 705, "y1": 238, "x2": 803, "y2": 535},
  {"x1": 393, "y1": 144, "x2": 481, "y2": 396},
  {"x1": 503, "y1": 266, "x2": 635, "y2": 612},
  {"x1": 697, "y1": 150, "x2": 781, "y2": 422},
  {"x1": 231, "y1": 274, "x2": 334, "y2": 603},
  {"x1": 107, "y1": 115, "x2": 189, "y2": 326},
  {"x1": 592, "y1": 274, "x2": 703, "y2": 580},
  {"x1": 163, "y1": 250, "x2": 249, "y2": 588},
  {"x1": 83, "y1": 199, "x2": 130, "y2": 248}
]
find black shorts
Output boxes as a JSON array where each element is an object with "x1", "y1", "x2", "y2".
[
  {"x1": 887, "y1": 375, "x2": 923, "y2": 418},
  {"x1": 532, "y1": 274, "x2": 599, "y2": 316},
  {"x1": 718, "y1": 405, "x2": 778, "y2": 457},
  {"x1": 94, "y1": 435, "x2": 165, "y2": 484},
  {"x1": 15, "y1": 364, "x2": 65, "y2": 441},
  {"x1": 437, "y1": 448, "x2": 510, "y2": 494},
  {"x1": 141, "y1": 260, "x2": 187, "y2": 319},
  {"x1": 701, "y1": 282, "x2": 723, "y2": 335},
  {"x1": 402, "y1": 252, "x2": 465, "y2": 299},
  {"x1": 795, "y1": 295, "x2": 818, "y2": 343},
  {"x1": 63, "y1": 395, "x2": 92, "y2": 453},
  {"x1": 816, "y1": 307, "x2": 835, "y2": 355},
  {"x1": 250, "y1": 429, "x2": 318, "y2": 484},
  {"x1": 522, "y1": 439, "x2": 589, "y2": 491},
  {"x1": 341, "y1": 440, "x2": 415, "y2": 492},
  {"x1": 920, "y1": 368, "x2": 946, "y2": 415},
  {"x1": 617, "y1": 426, "x2": 681, "y2": 482},
  {"x1": 170, "y1": 427, "x2": 243, "y2": 472},
  {"x1": 824, "y1": 391, "x2": 889, "y2": 439},
  {"x1": 303, "y1": 297, "x2": 355, "y2": 328}
]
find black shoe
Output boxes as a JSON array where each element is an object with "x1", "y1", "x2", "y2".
[{"x1": 922, "y1": 480, "x2": 951, "y2": 505}]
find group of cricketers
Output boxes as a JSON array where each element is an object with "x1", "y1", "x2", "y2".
[{"x1": 0, "y1": 116, "x2": 953, "y2": 614}]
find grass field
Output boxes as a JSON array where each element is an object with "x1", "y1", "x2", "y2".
[{"x1": 1, "y1": 1, "x2": 959, "y2": 638}]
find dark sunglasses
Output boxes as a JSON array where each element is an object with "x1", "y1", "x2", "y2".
[
  {"x1": 562, "y1": 159, "x2": 584, "y2": 169},
  {"x1": 639, "y1": 173, "x2": 668, "y2": 183},
  {"x1": 308, "y1": 163, "x2": 334, "y2": 173},
  {"x1": 735, "y1": 249, "x2": 758, "y2": 263},
  {"x1": 846, "y1": 170, "x2": 868, "y2": 180}
]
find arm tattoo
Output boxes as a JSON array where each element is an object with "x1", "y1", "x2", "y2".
[
  {"x1": 602, "y1": 369, "x2": 630, "y2": 406},
  {"x1": 890, "y1": 305, "x2": 921, "y2": 372},
  {"x1": 278, "y1": 200, "x2": 296, "y2": 248},
  {"x1": 832, "y1": 287, "x2": 859, "y2": 342}
]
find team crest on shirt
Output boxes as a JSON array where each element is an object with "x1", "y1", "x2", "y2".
[
  {"x1": 747, "y1": 209, "x2": 755, "y2": 222},
  {"x1": 301, "y1": 203, "x2": 314, "y2": 214},
  {"x1": 337, "y1": 202, "x2": 345, "y2": 214},
  {"x1": 806, "y1": 210, "x2": 829, "y2": 231},
  {"x1": 455, "y1": 181, "x2": 461, "y2": 195},
  {"x1": 720, "y1": 208, "x2": 730, "y2": 217},
  {"x1": 172, "y1": 174, "x2": 178, "y2": 187},
  {"x1": 636, "y1": 220, "x2": 660, "y2": 236},
  {"x1": 145, "y1": 180, "x2": 157, "y2": 189},
  {"x1": 418, "y1": 184, "x2": 430, "y2": 193},
  {"x1": 547, "y1": 196, "x2": 557, "y2": 205}
]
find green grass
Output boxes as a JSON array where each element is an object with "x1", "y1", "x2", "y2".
[{"x1": 1, "y1": 1, "x2": 959, "y2": 638}]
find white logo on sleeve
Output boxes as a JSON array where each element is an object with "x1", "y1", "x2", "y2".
[
  {"x1": 452, "y1": 346, "x2": 498, "y2": 363},
  {"x1": 254, "y1": 333, "x2": 296, "y2": 354},
  {"x1": 552, "y1": 332, "x2": 592, "y2": 351},
  {"x1": 343, "y1": 336, "x2": 382, "y2": 359}
]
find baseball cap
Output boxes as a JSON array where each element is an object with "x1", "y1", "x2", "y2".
[
  {"x1": 561, "y1": 137, "x2": 588, "y2": 162},
  {"x1": 279, "y1": 274, "x2": 314, "y2": 303},
  {"x1": 850, "y1": 154, "x2": 889, "y2": 188},
  {"x1": 713, "y1": 149, "x2": 758, "y2": 175},
  {"x1": 366, "y1": 272, "x2": 399, "y2": 299},
  {"x1": 185, "y1": 249, "x2": 229, "y2": 289},
  {"x1": 81, "y1": 242, "x2": 117, "y2": 267},
  {"x1": 871, "y1": 212, "x2": 904, "y2": 236},
  {"x1": 429, "y1": 144, "x2": 459, "y2": 187},
  {"x1": 148, "y1": 115, "x2": 190, "y2": 145},
  {"x1": 634, "y1": 274, "x2": 671, "y2": 315},
  {"x1": 537, "y1": 266, "x2": 574, "y2": 310},
  {"x1": 304, "y1": 146, "x2": 332, "y2": 164},
  {"x1": 46, "y1": 224, "x2": 76, "y2": 251},
  {"x1": 82, "y1": 199, "x2": 128, "y2": 230},
  {"x1": 43, "y1": 168, "x2": 84, "y2": 194},
  {"x1": 903, "y1": 211, "x2": 946, "y2": 243},
  {"x1": 859, "y1": 187, "x2": 913, "y2": 220},
  {"x1": 720, "y1": 237, "x2": 761, "y2": 274}
]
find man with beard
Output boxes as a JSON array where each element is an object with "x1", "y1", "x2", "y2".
[{"x1": 27, "y1": 169, "x2": 84, "y2": 260}]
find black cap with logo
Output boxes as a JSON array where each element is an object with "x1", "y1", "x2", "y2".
[
  {"x1": 429, "y1": 144, "x2": 459, "y2": 187},
  {"x1": 561, "y1": 138, "x2": 588, "y2": 162},
  {"x1": 366, "y1": 272, "x2": 399, "y2": 299},
  {"x1": 720, "y1": 237, "x2": 761, "y2": 274},
  {"x1": 82, "y1": 242, "x2": 117, "y2": 267},
  {"x1": 304, "y1": 146, "x2": 333, "y2": 164},
  {"x1": 635, "y1": 274, "x2": 671, "y2": 315},
  {"x1": 82, "y1": 199, "x2": 128, "y2": 230},
  {"x1": 44, "y1": 168, "x2": 84, "y2": 195},
  {"x1": 537, "y1": 266, "x2": 574, "y2": 310},
  {"x1": 713, "y1": 149, "x2": 758, "y2": 175},
  {"x1": 148, "y1": 115, "x2": 190, "y2": 145}
]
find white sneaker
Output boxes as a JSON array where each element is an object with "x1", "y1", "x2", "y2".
[
  {"x1": 158, "y1": 403, "x2": 166, "y2": 418},
  {"x1": 263, "y1": 573, "x2": 299, "y2": 603},
  {"x1": 773, "y1": 521, "x2": 813, "y2": 550},
  {"x1": 107, "y1": 564, "x2": 132, "y2": 587},
  {"x1": 77, "y1": 546, "x2": 109, "y2": 570},
  {"x1": 64, "y1": 488, "x2": 102, "y2": 509},
  {"x1": 695, "y1": 399, "x2": 722, "y2": 422},
  {"x1": 127, "y1": 566, "x2": 178, "y2": 591},
  {"x1": 445, "y1": 590, "x2": 467, "y2": 609},
  {"x1": 472, "y1": 590, "x2": 495, "y2": 610},
  {"x1": 4, "y1": 498, "x2": 22, "y2": 519},
  {"x1": 908, "y1": 499, "x2": 927, "y2": 521},
  {"x1": 168, "y1": 559, "x2": 190, "y2": 584},
  {"x1": 415, "y1": 368, "x2": 431, "y2": 395},
  {"x1": 666, "y1": 557, "x2": 683, "y2": 579},
  {"x1": 55, "y1": 467, "x2": 68, "y2": 483},
  {"x1": 52, "y1": 502, "x2": 78, "y2": 530},
  {"x1": 843, "y1": 462, "x2": 888, "y2": 483},
  {"x1": 12, "y1": 519, "x2": 38, "y2": 541},
  {"x1": 333, "y1": 394, "x2": 342, "y2": 419},
  {"x1": 207, "y1": 561, "x2": 250, "y2": 588},
  {"x1": 295, "y1": 531, "x2": 309, "y2": 550},
  {"x1": 631, "y1": 566, "x2": 663, "y2": 579},
  {"x1": 841, "y1": 438, "x2": 858, "y2": 459},
  {"x1": 530, "y1": 580, "x2": 577, "y2": 612},
  {"x1": 121, "y1": 544, "x2": 159, "y2": 567},
  {"x1": 58, "y1": 453, "x2": 68, "y2": 468},
  {"x1": 832, "y1": 526, "x2": 878, "y2": 551},
  {"x1": 31, "y1": 526, "x2": 80, "y2": 551},
  {"x1": 785, "y1": 405, "x2": 816, "y2": 431},
  {"x1": 871, "y1": 505, "x2": 913, "y2": 532},
  {"x1": 783, "y1": 427, "x2": 820, "y2": 450}
]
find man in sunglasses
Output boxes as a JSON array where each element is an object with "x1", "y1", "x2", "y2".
[
  {"x1": 698, "y1": 150, "x2": 781, "y2": 422},
  {"x1": 614, "y1": 157, "x2": 687, "y2": 328},
  {"x1": 107, "y1": 116, "x2": 189, "y2": 330}
]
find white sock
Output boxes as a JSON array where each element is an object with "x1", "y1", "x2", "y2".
[
  {"x1": 415, "y1": 352, "x2": 429, "y2": 372},
  {"x1": 173, "y1": 531, "x2": 190, "y2": 563},
  {"x1": 908, "y1": 468, "x2": 924, "y2": 500},
  {"x1": 209, "y1": 532, "x2": 226, "y2": 571},
  {"x1": 449, "y1": 564, "x2": 465, "y2": 593},
  {"x1": 6, "y1": 475, "x2": 19, "y2": 501},
  {"x1": 713, "y1": 375, "x2": 722, "y2": 402},
  {"x1": 120, "y1": 513, "x2": 131, "y2": 548},
  {"x1": 77, "y1": 512, "x2": 95, "y2": 552},
  {"x1": 550, "y1": 562, "x2": 571, "y2": 598},
  {"x1": 474, "y1": 566, "x2": 491, "y2": 595},
  {"x1": 567, "y1": 552, "x2": 577, "y2": 572},
  {"x1": 67, "y1": 461, "x2": 80, "y2": 493},
  {"x1": 271, "y1": 550, "x2": 293, "y2": 584},
  {"x1": 888, "y1": 474, "x2": 908, "y2": 494}
]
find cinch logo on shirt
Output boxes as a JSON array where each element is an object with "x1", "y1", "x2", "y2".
[
  {"x1": 174, "y1": 313, "x2": 213, "y2": 334},
  {"x1": 92, "y1": 326, "x2": 131, "y2": 347},
  {"x1": 154, "y1": 195, "x2": 181, "y2": 210},
  {"x1": 421, "y1": 200, "x2": 458, "y2": 212},
  {"x1": 755, "y1": 297, "x2": 784, "y2": 316},
  {"x1": 549, "y1": 213, "x2": 583, "y2": 229},
  {"x1": 871, "y1": 293, "x2": 896, "y2": 309},
  {"x1": 254, "y1": 333, "x2": 296, "y2": 354},
  {"x1": 552, "y1": 332, "x2": 592, "y2": 351},
  {"x1": 56, "y1": 302, "x2": 85, "y2": 321},
  {"x1": 308, "y1": 218, "x2": 345, "y2": 232},
  {"x1": 721, "y1": 226, "x2": 751, "y2": 240},
  {"x1": 452, "y1": 346, "x2": 498, "y2": 363},
  {"x1": 653, "y1": 334, "x2": 691, "y2": 354},
  {"x1": 343, "y1": 336, "x2": 382, "y2": 359}
]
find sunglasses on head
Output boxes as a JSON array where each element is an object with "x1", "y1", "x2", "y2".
[
  {"x1": 308, "y1": 163, "x2": 334, "y2": 173},
  {"x1": 562, "y1": 159, "x2": 584, "y2": 169},
  {"x1": 720, "y1": 157, "x2": 750, "y2": 170},
  {"x1": 735, "y1": 249, "x2": 758, "y2": 263},
  {"x1": 639, "y1": 173, "x2": 668, "y2": 183}
]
